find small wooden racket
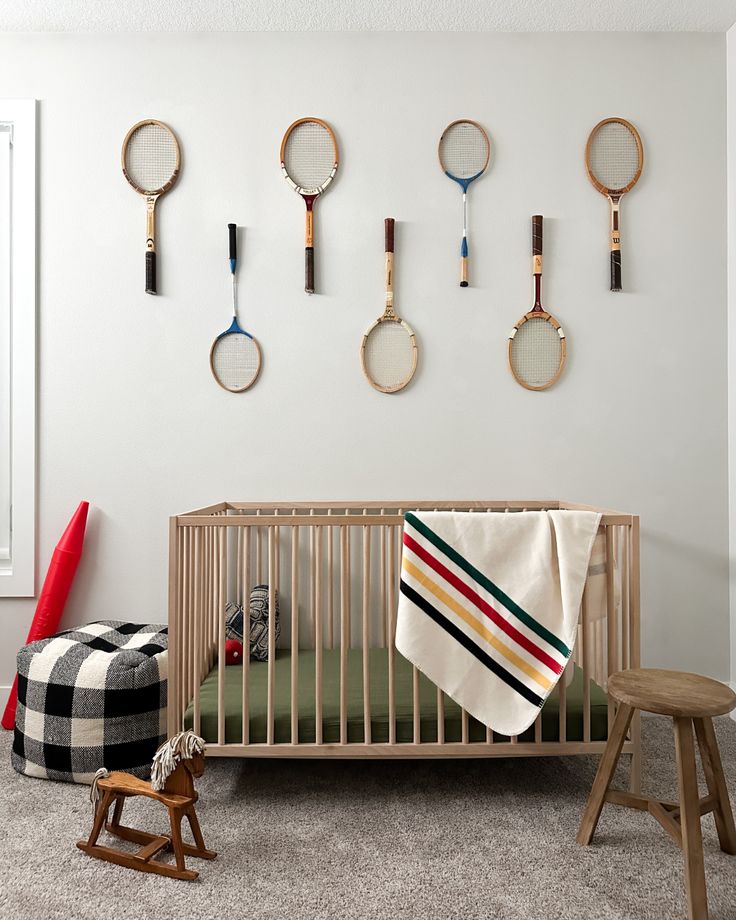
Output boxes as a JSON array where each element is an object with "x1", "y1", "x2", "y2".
[
  {"x1": 360, "y1": 218, "x2": 417, "y2": 394},
  {"x1": 585, "y1": 117, "x2": 644, "y2": 292},
  {"x1": 508, "y1": 215, "x2": 566, "y2": 391},
  {"x1": 121, "y1": 119, "x2": 180, "y2": 295}
]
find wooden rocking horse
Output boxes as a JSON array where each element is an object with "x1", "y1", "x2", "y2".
[{"x1": 77, "y1": 730, "x2": 216, "y2": 880}]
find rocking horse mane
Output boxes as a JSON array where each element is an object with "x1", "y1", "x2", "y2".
[{"x1": 150, "y1": 731, "x2": 206, "y2": 792}]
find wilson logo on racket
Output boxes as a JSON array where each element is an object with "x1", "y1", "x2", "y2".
[
  {"x1": 360, "y1": 218, "x2": 417, "y2": 394},
  {"x1": 585, "y1": 117, "x2": 643, "y2": 292},
  {"x1": 280, "y1": 117, "x2": 339, "y2": 295},
  {"x1": 121, "y1": 119, "x2": 181, "y2": 295},
  {"x1": 508, "y1": 215, "x2": 566, "y2": 392}
]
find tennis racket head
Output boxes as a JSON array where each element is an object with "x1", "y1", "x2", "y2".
[
  {"x1": 210, "y1": 322, "x2": 262, "y2": 393},
  {"x1": 280, "y1": 117, "x2": 339, "y2": 195},
  {"x1": 438, "y1": 119, "x2": 490, "y2": 188},
  {"x1": 508, "y1": 312, "x2": 566, "y2": 391},
  {"x1": 585, "y1": 117, "x2": 643, "y2": 197},
  {"x1": 121, "y1": 119, "x2": 180, "y2": 196},
  {"x1": 361, "y1": 318, "x2": 417, "y2": 394}
]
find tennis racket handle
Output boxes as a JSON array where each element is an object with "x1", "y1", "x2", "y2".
[
  {"x1": 532, "y1": 215, "x2": 543, "y2": 256},
  {"x1": 610, "y1": 250, "x2": 622, "y2": 292},
  {"x1": 145, "y1": 251, "x2": 157, "y2": 295},
  {"x1": 228, "y1": 223, "x2": 237, "y2": 262},
  {"x1": 460, "y1": 257, "x2": 468, "y2": 287},
  {"x1": 305, "y1": 247, "x2": 314, "y2": 294},
  {"x1": 385, "y1": 218, "x2": 395, "y2": 254}
]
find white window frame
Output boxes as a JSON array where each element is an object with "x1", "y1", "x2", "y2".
[{"x1": 0, "y1": 100, "x2": 36, "y2": 596}]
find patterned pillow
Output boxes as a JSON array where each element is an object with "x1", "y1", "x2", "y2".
[{"x1": 226, "y1": 585, "x2": 280, "y2": 662}]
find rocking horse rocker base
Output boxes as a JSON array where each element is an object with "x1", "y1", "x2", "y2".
[{"x1": 77, "y1": 732, "x2": 216, "y2": 881}]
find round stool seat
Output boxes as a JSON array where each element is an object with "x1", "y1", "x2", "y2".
[{"x1": 608, "y1": 668, "x2": 736, "y2": 719}]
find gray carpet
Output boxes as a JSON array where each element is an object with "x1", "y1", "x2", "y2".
[{"x1": 1, "y1": 718, "x2": 735, "y2": 920}]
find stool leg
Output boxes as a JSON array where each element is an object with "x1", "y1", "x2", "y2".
[
  {"x1": 674, "y1": 717, "x2": 708, "y2": 920},
  {"x1": 694, "y1": 717, "x2": 736, "y2": 855},
  {"x1": 577, "y1": 702, "x2": 634, "y2": 845}
]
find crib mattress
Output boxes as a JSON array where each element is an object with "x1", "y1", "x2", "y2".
[{"x1": 184, "y1": 648, "x2": 609, "y2": 746}]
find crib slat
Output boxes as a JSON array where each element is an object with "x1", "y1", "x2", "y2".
[
  {"x1": 412, "y1": 666, "x2": 420, "y2": 744},
  {"x1": 267, "y1": 528, "x2": 277, "y2": 744},
  {"x1": 582, "y1": 584, "x2": 591, "y2": 743},
  {"x1": 315, "y1": 525, "x2": 323, "y2": 746},
  {"x1": 621, "y1": 526, "x2": 630, "y2": 671},
  {"x1": 242, "y1": 527, "x2": 251, "y2": 745},
  {"x1": 534, "y1": 712, "x2": 542, "y2": 743},
  {"x1": 217, "y1": 528, "x2": 226, "y2": 746},
  {"x1": 168, "y1": 518, "x2": 180, "y2": 736},
  {"x1": 327, "y1": 510, "x2": 334, "y2": 649},
  {"x1": 380, "y1": 515, "x2": 387, "y2": 648},
  {"x1": 291, "y1": 524, "x2": 299, "y2": 745},
  {"x1": 256, "y1": 511, "x2": 263, "y2": 583},
  {"x1": 605, "y1": 526, "x2": 616, "y2": 733},
  {"x1": 462, "y1": 709, "x2": 469, "y2": 744},
  {"x1": 558, "y1": 661, "x2": 567, "y2": 742},
  {"x1": 236, "y1": 526, "x2": 242, "y2": 607},
  {"x1": 193, "y1": 528, "x2": 202, "y2": 737},
  {"x1": 340, "y1": 525, "x2": 349, "y2": 744},
  {"x1": 362, "y1": 524, "x2": 372, "y2": 745},
  {"x1": 436, "y1": 687, "x2": 445, "y2": 744},
  {"x1": 388, "y1": 525, "x2": 397, "y2": 744}
]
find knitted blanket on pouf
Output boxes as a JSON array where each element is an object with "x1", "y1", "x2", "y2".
[{"x1": 12, "y1": 621, "x2": 168, "y2": 784}]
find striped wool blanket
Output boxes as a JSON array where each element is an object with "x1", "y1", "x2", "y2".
[{"x1": 395, "y1": 510, "x2": 602, "y2": 737}]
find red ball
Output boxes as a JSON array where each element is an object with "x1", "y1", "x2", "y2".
[{"x1": 225, "y1": 639, "x2": 244, "y2": 666}]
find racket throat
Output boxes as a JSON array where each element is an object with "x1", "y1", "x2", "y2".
[
  {"x1": 532, "y1": 266, "x2": 543, "y2": 311},
  {"x1": 609, "y1": 197, "x2": 621, "y2": 251},
  {"x1": 145, "y1": 197, "x2": 157, "y2": 251}
]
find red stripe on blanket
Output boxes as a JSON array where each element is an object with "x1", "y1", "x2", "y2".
[{"x1": 403, "y1": 532, "x2": 563, "y2": 675}]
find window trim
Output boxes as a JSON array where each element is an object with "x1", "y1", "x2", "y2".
[{"x1": 0, "y1": 99, "x2": 36, "y2": 597}]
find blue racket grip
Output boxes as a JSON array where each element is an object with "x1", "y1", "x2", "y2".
[{"x1": 228, "y1": 223, "x2": 237, "y2": 273}]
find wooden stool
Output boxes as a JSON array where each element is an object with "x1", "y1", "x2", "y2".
[{"x1": 577, "y1": 669, "x2": 736, "y2": 920}]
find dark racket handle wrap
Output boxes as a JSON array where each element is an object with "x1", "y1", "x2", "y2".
[
  {"x1": 305, "y1": 247, "x2": 315, "y2": 295},
  {"x1": 532, "y1": 215, "x2": 543, "y2": 259},
  {"x1": 611, "y1": 250, "x2": 622, "y2": 292},
  {"x1": 228, "y1": 222, "x2": 237, "y2": 264},
  {"x1": 385, "y1": 217, "x2": 395, "y2": 253},
  {"x1": 145, "y1": 251, "x2": 156, "y2": 295}
]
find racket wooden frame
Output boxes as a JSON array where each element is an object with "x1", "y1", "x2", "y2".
[
  {"x1": 121, "y1": 118, "x2": 181, "y2": 296},
  {"x1": 360, "y1": 218, "x2": 417, "y2": 395},
  {"x1": 438, "y1": 119, "x2": 491, "y2": 288},
  {"x1": 508, "y1": 215, "x2": 566, "y2": 392},
  {"x1": 280, "y1": 117, "x2": 339, "y2": 295},
  {"x1": 209, "y1": 223, "x2": 262, "y2": 394},
  {"x1": 585, "y1": 117, "x2": 644, "y2": 293}
]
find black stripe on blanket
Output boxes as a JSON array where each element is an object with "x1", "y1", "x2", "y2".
[{"x1": 399, "y1": 580, "x2": 543, "y2": 709}]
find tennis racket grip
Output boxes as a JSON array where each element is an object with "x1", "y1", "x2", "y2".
[
  {"x1": 532, "y1": 215, "x2": 543, "y2": 257},
  {"x1": 228, "y1": 223, "x2": 237, "y2": 262},
  {"x1": 305, "y1": 247, "x2": 314, "y2": 294},
  {"x1": 145, "y1": 251, "x2": 157, "y2": 295},
  {"x1": 385, "y1": 218, "x2": 395, "y2": 253},
  {"x1": 611, "y1": 250, "x2": 622, "y2": 292}
]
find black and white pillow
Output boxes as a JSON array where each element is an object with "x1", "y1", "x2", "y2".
[
  {"x1": 226, "y1": 585, "x2": 280, "y2": 662},
  {"x1": 12, "y1": 621, "x2": 168, "y2": 784}
]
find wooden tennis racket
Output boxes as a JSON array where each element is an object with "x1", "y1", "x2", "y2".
[
  {"x1": 121, "y1": 119, "x2": 180, "y2": 295},
  {"x1": 508, "y1": 215, "x2": 566, "y2": 391},
  {"x1": 360, "y1": 218, "x2": 417, "y2": 394},
  {"x1": 438, "y1": 119, "x2": 490, "y2": 287},
  {"x1": 585, "y1": 117, "x2": 643, "y2": 292},
  {"x1": 280, "y1": 117, "x2": 339, "y2": 295}
]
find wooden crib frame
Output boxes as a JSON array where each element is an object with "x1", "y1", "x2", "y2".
[{"x1": 168, "y1": 501, "x2": 641, "y2": 787}]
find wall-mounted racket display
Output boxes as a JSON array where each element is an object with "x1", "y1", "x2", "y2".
[
  {"x1": 121, "y1": 119, "x2": 181, "y2": 295},
  {"x1": 280, "y1": 117, "x2": 339, "y2": 295},
  {"x1": 360, "y1": 218, "x2": 417, "y2": 394},
  {"x1": 508, "y1": 215, "x2": 566, "y2": 391},
  {"x1": 438, "y1": 119, "x2": 491, "y2": 287},
  {"x1": 585, "y1": 117, "x2": 644, "y2": 292},
  {"x1": 209, "y1": 224, "x2": 262, "y2": 393}
]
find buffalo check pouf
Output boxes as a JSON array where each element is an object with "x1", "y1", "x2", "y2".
[{"x1": 11, "y1": 621, "x2": 168, "y2": 784}]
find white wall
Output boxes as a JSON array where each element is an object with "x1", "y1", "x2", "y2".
[
  {"x1": 0, "y1": 32, "x2": 729, "y2": 686},
  {"x1": 729, "y1": 24, "x2": 736, "y2": 696}
]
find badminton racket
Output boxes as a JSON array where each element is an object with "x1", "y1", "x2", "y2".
[
  {"x1": 209, "y1": 224, "x2": 262, "y2": 393},
  {"x1": 280, "y1": 117, "x2": 339, "y2": 295},
  {"x1": 121, "y1": 119, "x2": 180, "y2": 295},
  {"x1": 360, "y1": 218, "x2": 417, "y2": 394},
  {"x1": 438, "y1": 119, "x2": 490, "y2": 287},
  {"x1": 508, "y1": 215, "x2": 566, "y2": 391},
  {"x1": 585, "y1": 117, "x2": 643, "y2": 292}
]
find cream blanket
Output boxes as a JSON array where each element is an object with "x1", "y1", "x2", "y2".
[{"x1": 395, "y1": 510, "x2": 602, "y2": 737}]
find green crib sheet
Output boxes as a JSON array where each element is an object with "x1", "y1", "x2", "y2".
[{"x1": 184, "y1": 648, "x2": 609, "y2": 746}]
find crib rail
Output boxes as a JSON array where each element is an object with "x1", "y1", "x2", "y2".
[{"x1": 168, "y1": 501, "x2": 640, "y2": 785}]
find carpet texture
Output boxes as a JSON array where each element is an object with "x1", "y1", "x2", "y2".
[{"x1": 1, "y1": 717, "x2": 735, "y2": 919}]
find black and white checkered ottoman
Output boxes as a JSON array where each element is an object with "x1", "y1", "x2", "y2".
[{"x1": 12, "y1": 621, "x2": 168, "y2": 784}]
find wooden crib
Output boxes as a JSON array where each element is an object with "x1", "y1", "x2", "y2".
[{"x1": 167, "y1": 501, "x2": 641, "y2": 787}]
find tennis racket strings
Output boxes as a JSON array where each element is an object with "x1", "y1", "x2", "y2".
[
  {"x1": 211, "y1": 331, "x2": 261, "y2": 392},
  {"x1": 587, "y1": 121, "x2": 641, "y2": 192},
  {"x1": 509, "y1": 318, "x2": 564, "y2": 389},
  {"x1": 123, "y1": 122, "x2": 178, "y2": 194},
  {"x1": 439, "y1": 122, "x2": 489, "y2": 180},
  {"x1": 363, "y1": 321, "x2": 416, "y2": 392},
  {"x1": 282, "y1": 121, "x2": 336, "y2": 191}
]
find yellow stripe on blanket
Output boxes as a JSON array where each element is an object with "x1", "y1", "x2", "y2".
[{"x1": 401, "y1": 558, "x2": 553, "y2": 692}]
